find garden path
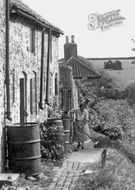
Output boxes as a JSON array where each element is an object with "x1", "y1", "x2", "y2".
[{"x1": 47, "y1": 140, "x2": 102, "y2": 190}]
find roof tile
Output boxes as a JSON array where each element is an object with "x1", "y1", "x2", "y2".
[{"x1": 66, "y1": 57, "x2": 100, "y2": 79}]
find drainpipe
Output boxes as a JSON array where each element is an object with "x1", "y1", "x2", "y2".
[
  {"x1": 39, "y1": 29, "x2": 45, "y2": 109},
  {"x1": 5, "y1": 0, "x2": 11, "y2": 120},
  {"x1": 45, "y1": 29, "x2": 52, "y2": 105}
]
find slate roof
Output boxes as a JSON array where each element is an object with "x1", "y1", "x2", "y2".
[
  {"x1": 9, "y1": 0, "x2": 63, "y2": 34},
  {"x1": 66, "y1": 56, "x2": 101, "y2": 79}
]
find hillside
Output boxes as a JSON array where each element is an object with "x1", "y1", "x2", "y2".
[{"x1": 88, "y1": 58, "x2": 135, "y2": 88}]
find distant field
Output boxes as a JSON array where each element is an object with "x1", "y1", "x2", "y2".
[{"x1": 89, "y1": 58, "x2": 135, "y2": 88}]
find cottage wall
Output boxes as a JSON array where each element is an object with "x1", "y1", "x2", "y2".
[
  {"x1": 0, "y1": 4, "x2": 60, "y2": 171},
  {"x1": 49, "y1": 35, "x2": 59, "y2": 105},
  {"x1": 0, "y1": 0, "x2": 6, "y2": 172},
  {"x1": 8, "y1": 16, "x2": 60, "y2": 123},
  {"x1": 8, "y1": 17, "x2": 49, "y2": 124},
  {"x1": 59, "y1": 65, "x2": 78, "y2": 112}
]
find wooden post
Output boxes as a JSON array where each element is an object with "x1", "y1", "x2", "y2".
[{"x1": 101, "y1": 148, "x2": 107, "y2": 169}]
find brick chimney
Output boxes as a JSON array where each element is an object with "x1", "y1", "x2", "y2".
[
  {"x1": 66, "y1": 35, "x2": 69, "y2": 43},
  {"x1": 64, "y1": 35, "x2": 77, "y2": 61},
  {"x1": 71, "y1": 35, "x2": 75, "y2": 43}
]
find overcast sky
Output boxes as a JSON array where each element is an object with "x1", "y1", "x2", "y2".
[{"x1": 23, "y1": 0, "x2": 135, "y2": 58}]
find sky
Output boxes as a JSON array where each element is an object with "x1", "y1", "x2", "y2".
[{"x1": 22, "y1": 0, "x2": 135, "y2": 59}]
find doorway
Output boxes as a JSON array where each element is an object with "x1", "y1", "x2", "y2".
[{"x1": 20, "y1": 73, "x2": 27, "y2": 124}]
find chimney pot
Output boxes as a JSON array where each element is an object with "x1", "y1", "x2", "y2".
[
  {"x1": 66, "y1": 36, "x2": 69, "y2": 43},
  {"x1": 71, "y1": 35, "x2": 75, "y2": 43}
]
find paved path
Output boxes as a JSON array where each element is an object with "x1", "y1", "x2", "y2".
[{"x1": 48, "y1": 140, "x2": 102, "y2": 190}]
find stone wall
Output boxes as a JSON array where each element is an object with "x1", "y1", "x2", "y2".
[
  {"x1": 8, "y1": 17, "x2": 48, "y2": 123},
  {"x1": 0, "y1": 6, "x2": 60, "y2": 171},
  {"x1": 8, "y1": 17, "x2": 59, "y2": 124},
  {"x1": 59, "y1": 65, "x2": 78, "y2": 112},
  {"x1": 49, "y1": 35, "x2": 59, "y2": 106}
]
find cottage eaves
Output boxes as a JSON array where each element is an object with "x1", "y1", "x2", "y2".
[{"x1": 10, "y1": 0, "x2": 64, "y2": 35}]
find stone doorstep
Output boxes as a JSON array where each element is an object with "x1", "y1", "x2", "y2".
[{"x1": 0, "y1": 173, "x2": 20, "y2": 185}]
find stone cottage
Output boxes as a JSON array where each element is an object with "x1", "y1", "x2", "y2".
[
  {"x1": 0, "y1": 0, "x2": 63, "y2": 172},
  {"x1": 64, "y1": 35, "x2": 100, "y2": 79},
  {"x1": 59, "y1": 35, "x2": 100, "y2": 112},
  {"x1": 59, "y1": 65, "x2": 78, "y2": 113}
]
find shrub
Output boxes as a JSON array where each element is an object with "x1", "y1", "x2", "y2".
[
  {"x1": 40, "y1": 123, "x2": 64, "y2": 160},
  {"x1": 75, "y1": 77, "x2": 99, "y2": 104},
  {"x1": 48, "y1": 96, "x2": 64, "y2": 118},
  {"x1": 98, "y1": 71, "x2": 126, "y2": 100},
  {"x1": 126, "y1": 82, "x2": 135, "y2": 106}
]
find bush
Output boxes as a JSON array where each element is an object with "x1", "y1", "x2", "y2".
[
  {"x1": 75, "y1": 150, "x2": 135, "y2": 190},
  {"x1": 75, "y1": 77, "x2": 99, "y2": 104},
  {"x1": 74, "y1": 77, "x2": 135, "y2": 189},
  {"x1": 40, "y1": 123, "x2": 64, "y2": 160},
  {"x1": 98, "y1": 71, "x2": 126, "y2": 100},
  {"x1": 126, "y1": 82, "x2": 135, "y2": 106}
]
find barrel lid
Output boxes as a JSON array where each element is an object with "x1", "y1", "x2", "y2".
[
  {"x1": 6, "y1": 122, "x2": 39, "y2": 128},
  {"x1": 47, "y1": 118, "x2": 61, "y2": 121}
]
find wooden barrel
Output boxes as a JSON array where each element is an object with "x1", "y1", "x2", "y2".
[
  {"x1": 63, "y1": 118, "x2": 70, "y2": 153},
  {"x1": 7, "y1": 123, "x2": 41, "y2": 176},
  {"x1": 47, "y1": 118, "x2": 65, "y2": 145}
]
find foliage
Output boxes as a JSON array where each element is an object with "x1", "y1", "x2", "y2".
[
  {"x1": 40, "y1": 123, "x2": 64, "y2": 160},
  {"x1": 16, "y1": 160, "x2": 57, "y2": 189},
  {"x1": 94, "y1": 99, "x2": 135, "y2": 143},
  {"x1": 48, "y1": 96, "x2": 64, "y2": 118},
  {"x1": 75, "y1": 77, "x2": 135, "y2": 143},
  {"x1": 75, "y1": 77, "x2": 99, "y2": 105},
  {"x1": 75, "y1": 76, "x2": 135, "y2": 189},
  {"x1": 75, "y1": 150, "x2": 135, "y2": 190},
  {"x1": 126, "y1": 82, "x2": 135, "y2": 106},
  {"x1": 98, "y1": 71, "x2": 126, "y2": 100}
]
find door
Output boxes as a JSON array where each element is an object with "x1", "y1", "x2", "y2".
[{"x1": 20, "y1": 77, "x2": 27, "y2": 124}]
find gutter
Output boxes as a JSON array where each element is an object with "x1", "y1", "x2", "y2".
[{"x1": 5, "y1": 0, "x2": 12, "y2": 121}]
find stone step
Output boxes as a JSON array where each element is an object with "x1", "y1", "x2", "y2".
[{"x1": 0, "y1": 173, "x2": 20, "y2": 186}]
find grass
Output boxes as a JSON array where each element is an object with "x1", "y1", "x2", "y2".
[
  {"x1": 73, "y1": 97, "x2": 135, "y2": 190},
  {"x1": 74, "y1": 149, "x2": 135, "y2": 190},
  {"x1": 91, "y1": 59, "x2": 135, "y2": 88},
  {"x1": 15, "y1": 158, "x2": 64, "y2": 190}
]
